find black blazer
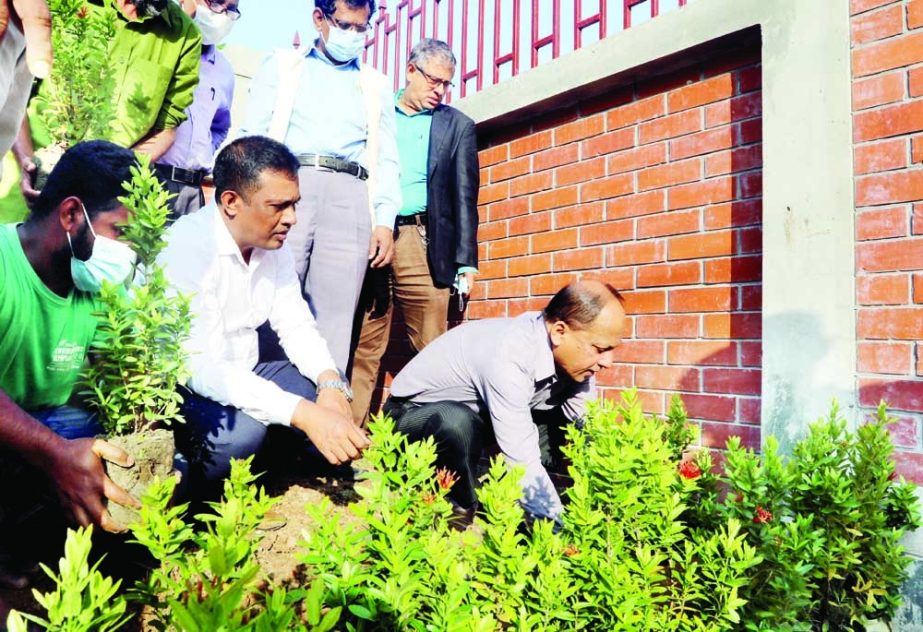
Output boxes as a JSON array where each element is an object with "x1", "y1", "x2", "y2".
[{"x1": 423, "y1": 105, "x2": 480, "y2": 288}]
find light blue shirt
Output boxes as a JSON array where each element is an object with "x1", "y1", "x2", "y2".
[{"x1": 240, "y1": 45, "x2": 401, "y2": 228}]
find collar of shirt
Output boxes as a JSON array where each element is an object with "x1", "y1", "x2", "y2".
[
  {"x1": 209, "y1": 203, "x2": 267, "y2": 271},
  {"x1": 394, "y1": 89, "x2": 435, "y2": 117},
  {"x1": 308, "y1": 42, "x2": 360, "y2": 70},
  {"x1": 203, "y1": 44, "x2": 217, "y2": 65},
  {"x1": 530, "y1": 312, "x2": 557, "y2": 384},
  {"x1": 110, "y1": 2, "x2": 175, "y2": 28}
]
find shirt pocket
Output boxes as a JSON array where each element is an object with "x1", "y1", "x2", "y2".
[{"x1": 118, "y1": 59, "x2": 172, "y2": 136}]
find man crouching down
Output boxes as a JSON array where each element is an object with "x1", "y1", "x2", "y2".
[
  {"x1": 384, "y1": 281, "x2": 627, "y2": 525},
  {"x1": 160, "y1": 135, "x2": 369, "y2": 498}
]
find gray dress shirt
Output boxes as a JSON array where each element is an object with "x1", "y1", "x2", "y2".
[{"x1": 390, "y1": 311, "x2": 594, "y2": 518}]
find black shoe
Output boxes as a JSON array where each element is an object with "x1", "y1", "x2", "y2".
[{"x1": 447, "y1": 503, "x2": 477, "y2": 532}]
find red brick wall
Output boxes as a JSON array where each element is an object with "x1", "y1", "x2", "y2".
[
  {"x1": 451, "y1": 51, "x2": 764, "y2": 451},
  {"x1": 852, "y1": 0, "x2": 923, "y2": 482}
]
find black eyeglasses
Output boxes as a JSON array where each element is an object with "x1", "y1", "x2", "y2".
[
  {"x1": 325, "y1": 15, "x2": 371, "y2": 34},
  {"x1": 206, "y1": 1, "x2": 241, "y2": 20},
  {"x1": 414, "y1": 64, "x2": 455, "y2": 90}
]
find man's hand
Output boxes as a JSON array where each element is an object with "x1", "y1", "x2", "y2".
[
  {"x1": 368, "y1": 225, "x2": 395, "y2": 268},
  {"x1": 18, "y1": 156, "x2": 39, "y2": 205},
  {"x1": 47, "y1": 437, "x2": 140, "y2": 533},
  {"x1": 0, "y1": 0, "x2": 52, "y2": 78},
  {"x1": 315, "y1": 371, "x2": 353, "y2": 424},
  {"x1": 292, "y1": 398, "x2": 369, "y2": 465},
  {"x1": 460, "y1": 271, "x2": 476, "y2": 297}
]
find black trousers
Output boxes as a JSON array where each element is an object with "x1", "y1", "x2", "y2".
[{"x1": 382, "y1": 398, "x2": 568, "y2": 509}]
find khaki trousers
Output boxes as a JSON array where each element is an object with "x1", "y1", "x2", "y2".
[{"x1": 350, "y1": 224, "x2": 450, "y2": 424}]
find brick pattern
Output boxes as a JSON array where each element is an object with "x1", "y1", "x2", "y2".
[
  {"x1": 464, "y1": 54, "x2": 764, "y2": 450},
  {"x1": 852, "y1": 0, "x2": 923, "y2": 483}
]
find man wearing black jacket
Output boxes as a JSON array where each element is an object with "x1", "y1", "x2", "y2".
[{"x1": 350, "y1": 38, "x2": 479, "y2": 425}]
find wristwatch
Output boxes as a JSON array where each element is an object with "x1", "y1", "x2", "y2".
[{"x1": 317, "y1": 379, "x2": 354, "y2": 402}]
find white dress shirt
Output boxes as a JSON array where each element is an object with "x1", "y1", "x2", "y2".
[{"x1": 159, "y1": 203, "x2": 337, "y2": 425}]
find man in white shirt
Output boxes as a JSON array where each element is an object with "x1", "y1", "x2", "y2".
[{"x1": 159, "y1": 135, "x2": 369, "y2": 498}]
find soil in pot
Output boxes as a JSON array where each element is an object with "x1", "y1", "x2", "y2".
[
  {"x1": 105, "y1": 428, "x2": 175, "y2": 529},
  {"x1": 32, "y1": 145, "x2": 66, "y2": 192}
]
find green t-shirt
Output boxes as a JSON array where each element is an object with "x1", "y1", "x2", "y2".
[{"x1": 0, "y1": 224, "x2": 100, "y2": 410}]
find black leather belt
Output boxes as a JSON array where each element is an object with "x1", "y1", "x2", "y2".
[
  {"x1": 395, "y1": 212, "x2": 427, "y2": 227},
  {"x1": 154, "y1": 163, "x2": 206, "y2": 187},
  {"x1": 297, "y1": 153, "x2": 369, "y2": 180}
]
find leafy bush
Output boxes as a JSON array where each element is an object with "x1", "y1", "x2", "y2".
[
  {"x1": 11, "y1": 526, "x2": 128, "y2": 632},
  {"x1": 41, "y1": 0, "x2": 116, "y2": 148},
  {"x1": 80, "y1": 156, "x2": 190, "y2": 435},
  {"x1": 687, "y1": 401, "x2": 921, "y2": 631},
  {"x1": 130, "y1": 458, "x2": 287, "y2": 630},
  {"x1": 8, "y1": 394, "x2": 920, "y2": 630}
]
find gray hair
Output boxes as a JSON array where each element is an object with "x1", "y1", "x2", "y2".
[{"x1": 408, "y1": 38, "x2": 456, "y2": 69}]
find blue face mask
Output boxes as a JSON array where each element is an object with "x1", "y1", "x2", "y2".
[
  {"x1": 67, "y1": 204, "x2": 137, "y2": 293},
  {"x1": 321, "y1": 17, "x2": 367, "y2": 63}
]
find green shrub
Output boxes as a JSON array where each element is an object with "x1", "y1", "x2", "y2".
[
  {"x1": 129, "y1": 458, "x2": 282, "y2": 630},
  {"x1": 689, "y1": 401, "x2": 921, "y2": 631},
  {"x1": 9, "y1": 394, "x2": 920, "y2": 631},
  {"x1": 41, "y1": 0, "x2": 117, "y2": 148},
  {"x1": 13, "y1": 526, "x2": 128, "y2": 631},
  {"x1": 80, "y1": 156, "x2": 190, "y2": 435}
]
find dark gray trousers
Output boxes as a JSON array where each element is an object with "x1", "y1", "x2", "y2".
[
  {"x1": 382, "y1": 398, "x2": 567, "y2": 510},
  {"x1": 174, "y1": 360, "x2": 317, "y2": 500},
  {"x1": 161, "y1": 179, "x2": 205, "y2": 221}
]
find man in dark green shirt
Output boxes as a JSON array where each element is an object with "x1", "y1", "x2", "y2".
[{"x1": 11, "y1": 0, "x2": 201, "y2": 205}]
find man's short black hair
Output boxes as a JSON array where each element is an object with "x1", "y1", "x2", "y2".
[
  {"x1": 212, "y1": 136, "x2": 300, "y2": 200},
  {"x1": 543, "y1": 282, "x2": 625, "y2": 330},
  {"x1": 315, "y1": 0, "x2": 376, "y2": 17},
  {"x1": 32, "y1": 140, "x2": 138, "y2": 220}
]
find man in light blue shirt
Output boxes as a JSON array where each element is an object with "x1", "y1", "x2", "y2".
[{"x1": 240, "y1": 0, "x2": 400, "y2": 384}]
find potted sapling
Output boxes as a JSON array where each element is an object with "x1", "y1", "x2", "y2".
[
  {"x1": 31, "y1": 0, "x2": 116, "y2": 188},
  {"x1": 81, "y1": 156, "x2": 190, "y2": 527}
]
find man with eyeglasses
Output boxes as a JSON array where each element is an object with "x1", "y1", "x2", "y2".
[
  {"x1": 157, "y1": 0, "x2": 240, "y2": 219},
  {"x1": 11, "y1": 0, "x2": 201, "y2": 205},
  {"x1": 350, "y1": 38, "x2": 479, "y2": 427},
  {"x1": 240, "y1": 0, "x2": 400, "y2": 394}
]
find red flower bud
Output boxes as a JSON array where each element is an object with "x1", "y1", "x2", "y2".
[
  {"x1": 77, "y1": 5, "x2": 89, "y2": 18},
  {"x1": 421, "y1": 492, "x2": 436, "y2": 505},
  {"x1": 753, "y1": 506, "x2": 773, "y2": 524},
  {"x1": 678, "y1": 460, "x2": 702, "y2": 480},
  {"x1": 436, "y1": 467, "x2": 459, "y2": 491},
  {"x1": 563, "y1": 545, "x2": 580, "y2": 558}
]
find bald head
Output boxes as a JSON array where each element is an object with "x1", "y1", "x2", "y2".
[
  {"x1": 545, "y1": 281, "x2": 627, "y2": 382},
  {"x1": 543, "y1": 280, "x2": 624, "y2": 330}
]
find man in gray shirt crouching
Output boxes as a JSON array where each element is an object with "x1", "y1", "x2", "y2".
[{"x1": 383, "y1": 280, "x2": 627, "y2": 524}]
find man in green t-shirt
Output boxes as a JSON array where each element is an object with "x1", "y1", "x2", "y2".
[{"x1": 0, "y1": 140, "x2": 140, "y2": 589}]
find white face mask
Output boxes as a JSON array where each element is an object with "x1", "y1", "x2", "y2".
[
  {"x1": 321, "y1": 17, "x2": 367, "y2": 63},
  {"x1": 195, "y1": 4, "x2": 235, "y2": 45},
  {"x1": 67, "y1": 204, "x2": 137, "y2": 293}
]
